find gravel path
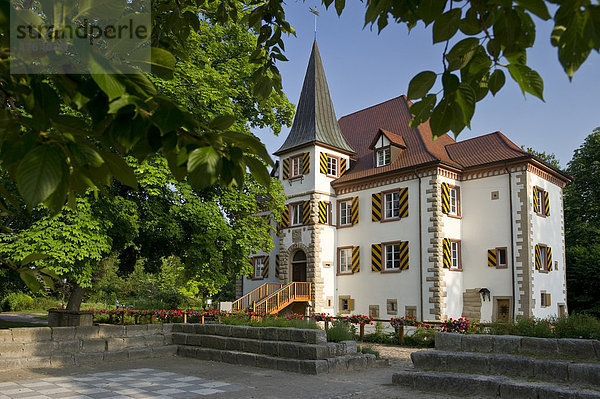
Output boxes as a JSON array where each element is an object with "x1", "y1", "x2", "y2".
[
  {"x1": 358, "y1": 343, "x2": 429, "y2": 369},
  {"x1": 0, "y1": 312, "x2": 48, "y2": 324}
]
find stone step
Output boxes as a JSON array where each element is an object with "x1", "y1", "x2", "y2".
[
  {"x1": 177, "y1": 346, "x2": 387, "y2": 375},
  {"x1": 411, "y1": 350, "x2": 600, "y2": 388},
  {"x1": 393, "y1": 370, "x2": 600, "y2": 399}
]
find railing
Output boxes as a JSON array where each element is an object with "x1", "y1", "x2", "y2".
[
  {"x1": 232, "y1": 283, "x2": 282, "y2": 311},
  {"x1": 253, "y1": 282, "x2": 312, "y2": 314}
]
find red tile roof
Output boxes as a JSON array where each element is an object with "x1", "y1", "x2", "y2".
[
  {"x1": 445, "y1": 132, "x2": 530, "y2": 168},
  {"x1": 368, "y1": 128, "x2": 407, "y2": 149}
]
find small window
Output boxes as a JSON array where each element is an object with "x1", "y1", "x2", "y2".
[
  {"x1": 387, "y1": 299, "x2": 398, "y2": 315},
  {"x1": 405, "y1": 306, "x2": 417, "y2": 318},
  {"x1": 450, "y1": 241, "x2": 461, "y2": 270},
  {"x1": 341, "y1": 298, "x2": 349, "y2": 311},
  {"x1": 385, "y1": 243, "x2": 401, "y2": 270},
  {"x1": 538, "y1": 245, "x2": 549, "y2": 271},
  {"x1": 338, "y1": 248, "x2": 353, "y2": 274},
  {"x1": 339, "y1": 200, "x2": 352, "y2": 226},
  {"x1": 327, "y1": 155, "x2": 338, "y2": 176},
  {"x1": 376, "y1": 147, "x2": 391, "y2": 167},
  {"x1": 291, "y1": 156, "x2": 302, "y2": 177},
  {"x1": 253, "y1": 257, "x2": 265, "y2": 279},
  {"x1": 541, "y1": 292, "x2": 551, "y2": 307},
  {"x1": 497, "y1": 247, "x2": 508, "y2": 268},
  {"x1": 536, "y1": 189, "x2": 544, "y2": 215},
  {"x1": 291, "y1": 203, "x2": 302, "y2": 226},
  {"x1": 339, "y1": 296, "x2": 354, "y2": 313},
  {"x1": 384, "y1": 191, "x2": 400, "y2": 219},
  {"x1": 449, "y1": 186, "x2": 459, "y2": 216}
]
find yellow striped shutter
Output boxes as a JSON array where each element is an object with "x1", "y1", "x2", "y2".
[
  {"x1": 371, "y1": 244, "x2": 382, "y2": 271},
  {"x1": 441, "y1": 183, "x2": 450, "y2": 214},
  {"x1": 352, "y1": 246, "x2": 360, "y2": 273},
  {"x1": 543, "y1": 191, "x2": 550, "y2": 216},
  {"x1": 399, "y1": 187, "x2": 409, "y2": 218},
  {"x1": 340, "y1": 158, "x2": 347, "y2": 176},
  {"x1": 302, "y1": 200, "x2": 311, "y2": 225},
  {"x1": 533, "y1": 187, "x2": 539, "y2": 213},
  {"x1": 399, "y1": 241, "x2": 409, "y2": 270},
  {"x1": 351, "y1": 197, "x2": 359, "y2": 225},
  {"x1": 372, "y1": 193, "x2": 382, "y2": 221},
  {"x1": 262, "y1": 256, "x2": 270, "y2": 278},
  {"x1": 302, "y1": 152, "x2": 310, "y2": 175},
  {"x1": 547, "y1": 247, "x2": 553, "y2": 271},
  {"x1": 535, "y1": 244, "x2": 541, "y2": 270},
  {"x1": 488, "y1": 249, "x2": 497, "y2": 267},
  {"x1": 319, "y1": 152, "x2": 328, "y2": 174},
  {"x1": 280, "y1": 206, "x2": 289, "y2": 228},
  {"x1": 275, "y1": 255, "x2": 280, "y2": 278},
  {"x1": 443, "y1": 238, "x2": 451, "y2": 269},
  {"x1": 282, "y1": 158, "x2": 290, "y2": 179},
  {"x1": 318, "y1": 201, "x2": 328, "y2": 224}
]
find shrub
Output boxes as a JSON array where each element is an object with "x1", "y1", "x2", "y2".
[
  {"x1": 362, "y1": 322, "x2": 397, "y2": 344},
  {"x1": 1, "y1": 292, "x2": 33, "y2": 311},
  {"x1": 357, "y1": 345, "x2": 380, "y2": 359},
  {"x1": 553, "y1": 313, "x2": 600, "y2": 340},
  {"x1": 220, "y1": 313, "x2": 319, "y2": 329},
  {"x1": 488, "y1": 316, "x2": 553, "y2": 338},
  {"x1": 404, "y1": 327, "x2": 436, "y2": 348},
  {"x1": 326, "y1": 318, "x2": 355, "y2": 342}
]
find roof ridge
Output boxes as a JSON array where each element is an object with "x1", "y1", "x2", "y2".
[{"x1": 338, "y1": 95, "x2": 407, "y2": 121}]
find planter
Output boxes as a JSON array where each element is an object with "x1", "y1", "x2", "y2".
[{"x1": 48, "y1": 309, "x2": 94, "y2": 327}]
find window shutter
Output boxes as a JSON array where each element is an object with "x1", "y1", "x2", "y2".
[
  {"x1": 340, "y1": 158, "x2": 347, "y2": 176},
  {"x1": 348, "y1": 298, "x2": 355, "y2": 311},
  {"x1": 351, "y1": 197, "x2": 359, "y2": 225},
  {"x1": 399, "y1": 187, "x2": 409, "y2": 218},
  {"x1": 371, "y1": 193, "x2": 382, "y2": 221},
  {"x1": 318, "y1": 201, "x2": 328, "y2": 224},
  {"x1": 371, "y1": 244, "x2": 382, "y2": 271},
  {"x1": 441, "y1": 183, "x2": 450, "y2": 214},
  {"x1": 262, "y1": 256, "x2": 270, "y2": 278},
  {"x1": 543, "y1": 191, "x2": 550, "y2": 216},
  {"x1": 302, "y1": 152, "x2": 310, "y2": 175},
  {"x1": 443, "y1": 238, "x2": 451, "y2": 268},
  {"x1": 319, "y1": 152, "x2": 327, "y2": 174},
  {"x1": 535, "y1": 244, "x2": 541, "y2": 270},
  {"x1": 547, "y1": 247, "x2": 553, "y2": 271},
  {"x1": 282, "y1": 158, "x2": 290, "y2": 180},
  {"x1": 275, "y1": 255, "x2": 280, "y2": 278},
  {"x1": 533, "y1": 187, "x2": 539, "y2": 213},
  {"x1": 302, "y1": 200, "x2": 311, "y2": 225},
  {"x1": 399, "y1": 241, "x2": 409, "y2": 270},
  {"x1": 280, "y1": 206, "x2": 289, "y2": 228},
  {"x1": 488, "y1": 249, "x2": 497, "y2": 267},
  {"x1": 248, "y1": 258, "x2": 254, "y2": 279},
  {"x1": 352, "y1": 246, "x2": 360, "y2": 273}
]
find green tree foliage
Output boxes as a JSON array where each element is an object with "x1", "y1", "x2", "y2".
[
  {"x1": 521, "y1": 147, "x2": 562, "y2": 170},
  {"x1": 564, "y1": 128, "x2": 600, "y2": 315}
]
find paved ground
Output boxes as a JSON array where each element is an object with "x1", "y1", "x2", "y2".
[
  {"x1": 0, "y1": 356, "x2": 470, "y2": 399},
  {"x1": 0, "y1": 313, "x2": 48, "y2": 325}
]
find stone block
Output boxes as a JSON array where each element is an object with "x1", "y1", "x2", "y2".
[
  {"x1": 594, "y1": 340, "x2": 600, "y2": 360},
  {"x1": 391, "y1": 371, "x2": 415, "y2": 388},
  {"x1": 533, "y1": 359, "x2": 569, "y2": 382},
  {"x1": 23, "y1": 342, "x2": 57, "y2": 357},
  {"x1": 305, "y1": 330, "x2": 327, "y2": 345},
  {"x1": 557, "y1": 338, "x2": 596, "y2": 359},
  {"x1": 411, "y1": 350, "x2": 447, "y2": 370},
  {"x1": 279, "y1": 342, "x2": 300, "y2": 358},
  {"x1": 237, "y1": 352, "x2": 257, "y2": 367},
  {"x1": 202, "y1": 335, "x2": 228, "y2": 350},
  {"x1": 163, "y1": 334, "x2": 173, "y2": 345},
  {"x1": 74, "y1": 352, "x2": 104, "y2": 365},
  {"x1": 81, "y1": 339, "x2": 107, "y2": 353},
  {"x1": 104, "y1": 350, "x2": 129, "y2": 362},
  {"x1": 203, "y1": 324, "x2": 217, "y2": 335},
  {"x1": 50, "y1": 354, "x2": 75, "y2": 367},
  {"x1": 230, "y1": 325, "x2": 248, "y2": 338},
  {"x1": 278, "y1": 328, "x2": 293, "y2": 342},
  {"x1": 246, "y1": 326, "x2": 261, "y2": 340},
  {"x1": 128, "y1": 348, "x2": 152, "y2": 360},
  {"x1": 123, "y1": 336, "x2": 147, "y2": 349},
  {"x1": 241, "y1": 339, "x2": 261, "y2": 354},
  {"x1": 462, "y1": 335, "x2": 493, "y2": 353},
  {"x1": 498, "y1": 380, "x2": 539, "y2": 399},
  {"x1": 203, "y1": 348, "x2": 223, "y2": 362},
  {"x1": 536, "y1": 384, "x2": 587, "y2": 399},
  {"x1": 347, "y1": 355, "x2": 367, "y2": 371},
  {"x1": 522, "y1": 337, "x2": 559, "y2": 355},
  {"x1": 221, "y1": 350, "x2": 238, "y2": 364},
  {"x1": 74, "y1": 326, "x2": 100, "y2": 340},
  {"x1": 451, "y1": 352, "x2": 490, "y2": 373},
  {"x1": 11, "y1": 327, "x2": 52, "y2": 343},
  {"x1": 492, "y1": 335, "x2": 522, "y2": 354},
  {"x1": 125, "y1": 325, "x2": 148, "y2": 337},
  {"x1": 226, "y1": 337, "x2": 244, "y2": 352},
  {"x1": 262, "y1": 341, "x2": 279, "y2": 357},
  {"x1": 161, "y1": 323, "x2": 174, "y2": 334},
  {"x1": 171, "y1": 323, "x2": 184, "y2": 333},
  {"x1": 213, "y1": 324, "x2": 232, "y2": 337},
  {"x1": 277, "y1": 358, "x2": 301, "y2": 373},
  {"x1": 97, "y1": 325, "x2": 125, "y2": 338},
  {"x1": 435, "y1": 332, "x2": 462, "y2": 352},
  {"x1": 146, "y1": 324, "x2": 164, "y2": 335},
  {"x1": 300, "y1": 360, "x2": 328, "y2": 374},
  {"x1": 145, "y1": 334, "x2": 165, "y2": 348},
  {"x1": 568, "y1": 363, "x2": 600, "y2": 387},
  {"x1": 327, "y1": 356, "x2": 349, "y2": 373},
  {"x1": 177, "y1": 345, "x2": 196, "y2": 358},
  {"x1": 0, "y1": 330, "x2": 12, "y2": 342},
  {"x1": 151, "y1": 345, "x2": 177, "y2": 358},
  {"x1": 186, "y1": 334, "x2": 203, "y2": 347},
  {"x1": 289, "y1": 329, "x2": 306, "y2": 343},
  {"x1": 413, "y1": 372, "x2": 501, "y2": 397},
  {"x1": 489, "y1": 354, "x2": 534, "y2": 378},
  {"x1": 0, "y1": 358, "x2": 28, "y2": 370},
  {"x1": 51, "y1": 327, "x2": 76, "y2": 341},
  {"x1": 172, "y1": 333, "x2": 188, "y2": 345},
  {"x1": 0, "y1": 342, "x2": 24, "y2": 357},
  {"x1": 105, "y1": 338, "x2": 126, "y2": 352},
  {"x1": 299, "y1": 345, "x2": 329, "y2": 360},
  {"x1": 341, "y1": 340, "x2": 357, "y2": 354},
  {"x1": 25, "y1": 356, "x2": 51, "y2": 368},
  {"x1": 181, "y1": 324, "x2": 196, "y2": 334},
  {"x1": 326, "y1": 343, "x2": 338, "y2": 357},
  {"x1": 262, "y1": 327, "x2": 278, "y2": 341},
  {"x1": 57, "y1": 340, "x2": 80, "y2": 354}
]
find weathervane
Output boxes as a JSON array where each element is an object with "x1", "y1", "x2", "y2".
[{"x1": 309, "y1": 7, "x2": 319, "y2": 38}]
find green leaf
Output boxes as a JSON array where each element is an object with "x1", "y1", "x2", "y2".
[
  {"x1": 244, "y1": 156, "x2": 271, "y2": 187},
  {"x1": 69, "y1": 143, "x2": 104, "y2": 167},
  {"x1": 101, "y1": 151, "x2": 138, "y2": 188},
  {"x1": 430, "y1": 98, "x2": 457, "y2": 137},
  {"x1": 507, "y1": 63, "x2": 545, "y2": 100},
  {"x1": 557, "y1": 15, "x2": 593, "y2": 79},
  {"x1": 129, "y1": 48, "x2": 176, "y2": 80},
  {"x1": 409, "y1": 94, "x2": 437, "y2": 127},
  {"x1": 220, "y1": 131, "x2": 272, "y2": 165},
  {"x1": 445, "y1": 38, "x2": 479, "y2": 71},
  {"x1": 441, "y1": 71, "x2": 460, "y2": 93},
  {"x1": 489, "y1": 70, "x2": 506, "y2": 95},
  {"x1": 88, "y1": 58, "x2": 126, "y2": 101},
  {"x1": 515, "y1": 0, "x2": 551, "y2": 20},
  {"x1": 209, "y1": 115, "x2": 236, "y2": 131},
  {"x1": 407, "y1": 71, "x2": 437, "y2": 100},
  {"x1": 19, "y1": 269, "x2": 41, "y2": 293},
  {"x1": 187, "y1": 147, "x2": 221, "y2": 188},
  {"x1": 493, "y1": 9, "x2": 521, "y2": 47},
  {"x1": 455, "y1": 84, "x2": 475, "y2": 127},
  {"x1": 21, "y1": 253, "x2": 49, "y2": 266},
  {"x1": 432, "y1": 9, "x2": 461, "y2": 43},
  {"x1": 335, "y1": 0, "x2": 345, "y2": 16},
  {"x1": 418, "y1": 0, "x2": 447, "y2": 25},
  {"x1": 77, "y1": 0, "x2": 127, "y2": 19},
  {"x1": 459, "y1": 8, "x2": 483, "y2": 35},
  {"x1": 16, "y1": 146, "x2": 68, "y2": 207}
]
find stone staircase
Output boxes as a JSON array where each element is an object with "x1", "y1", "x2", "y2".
[
  {"x1": 173, "y1": 324, "x2": 388, "y2": 374},
  {"x1": 393, "y1": 332, "x2": 600, "y2": 398}
]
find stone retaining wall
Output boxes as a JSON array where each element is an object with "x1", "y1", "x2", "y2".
[
  {"x1": 172, "y1": 323, "x2": 327, "y2": 344},
  {"x1": 435, "y1": 332, "x2": 600, "y2": 360},
  {"x1": 0, "y1": 324, "x2": 175, "y2": 369}
]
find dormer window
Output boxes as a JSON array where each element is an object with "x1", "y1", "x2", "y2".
[{"x1": 376, "y1": 147, "x2": 391, "y2": 167}]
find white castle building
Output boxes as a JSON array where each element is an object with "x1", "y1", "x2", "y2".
[{"x1": 235, "y1": 40, "x2": 571, "y2": 322}]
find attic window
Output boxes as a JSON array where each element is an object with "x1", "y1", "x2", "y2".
[{"x1": 376, "y1": 147, "x2": 391, "y2": 167}]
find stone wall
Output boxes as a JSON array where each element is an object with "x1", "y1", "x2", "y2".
[{"x1": 0, "y1": 324, "x2": 175, "y2": 369}]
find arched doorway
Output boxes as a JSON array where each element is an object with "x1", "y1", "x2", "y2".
[{"x1": 292, "y1": 250, "x2": 307, "y2": 282}]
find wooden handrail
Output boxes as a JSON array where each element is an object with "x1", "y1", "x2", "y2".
[
  {"x1": 232, "y1": 282, "x2": 283, "y2": 311},
  {"x1": 253, "y1": 282, "x2": 312, "y2": 314}
]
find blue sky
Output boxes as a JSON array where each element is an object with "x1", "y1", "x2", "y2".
[{"x1": 254, "y1": 1, "x2": 599, "y2": 168}]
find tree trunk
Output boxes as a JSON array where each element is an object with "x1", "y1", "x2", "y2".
[{"x1": 66, "y1": 283, "x2": 85, "y2": 311}]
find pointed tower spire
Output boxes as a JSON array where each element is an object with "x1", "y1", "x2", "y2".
[{"x1": 274, "y1": 40, "x2": 355, "y2": 156}]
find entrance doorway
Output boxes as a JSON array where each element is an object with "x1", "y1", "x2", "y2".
[
  {"x1": 292, "y1": 251, "x2": 307, "y2": 282},
  {"x1": 495, "y1": 298, "x2": 511, "y2": 322}
]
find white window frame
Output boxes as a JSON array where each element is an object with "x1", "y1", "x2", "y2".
[
  {"x1": 291, "y1": 156, "x2": 301, "y2": 177},
  {"x1": 339, "y1": 248, "x2": 352, "y2": 274},
  {"x1": 449, "y1": 187, "x2": 458, "y2": 215},
  {"x1": 376, "y1": 147, "x2": 391, "y2": 167},
  {"x1": 497, "y1": 247, "x2": 508, "y2": 268},
  {"x1": 254, "y1": 257, "x2": 264, "y2": 279},
  {"x1": 339, "y1": 200, "x2": 352, "y2": 226},
  {"x1": 384, "y1": 243, "x2": 401, "y2": 270},
  {"x1": 384, "y1": 191, "x2": 400, "y2": 219},
  {"x1": 291, "y1": 203, "x2": 302, "y2": 226},
  {"x1": 450, "y1": 241, "x2": 460, "y2": 269},
  {"x1": 327, "y1": 155, "x2": 338, "y2": 176}
]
